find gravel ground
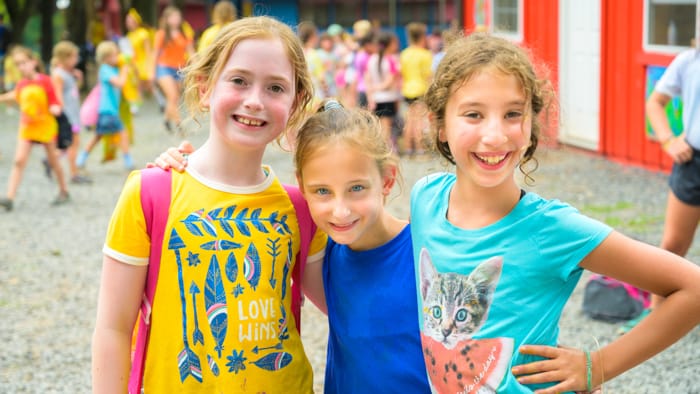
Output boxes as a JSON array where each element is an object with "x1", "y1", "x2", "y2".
[{"x1": 0, "y1": 100, "x2": 698, "y2": 393}]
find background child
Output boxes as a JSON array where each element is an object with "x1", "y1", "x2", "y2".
[
  {"x1": 50, "y1": 40, "x2": 91, "y2": 184},
  {"x1": 153, "y1": 5, "x2": 194, "y2": 132},
  {"x1": 75, "y1": 40, "x2": 134, "y2": 171},
  {"x1": 365, "y1": 31, "x2": 401, "y2": 150},
  {"x1": 0, "y1": 46, "x2": 69, "y2": 211},
  {"x1": 92, "y1": 17, "x2": 325, "y2": 393},
  {"x1": 411, "y1": 33, "x2": 700, "y2": 393},
  {"x1": 125, "y1": 8, "x2": 155, "y2": 107},
  {"x1": 399, "y1": 22, "x2": 432, "y2": 157},
  {"x1": 197, "y1": 1, "x2": 237, "y2": 52}
]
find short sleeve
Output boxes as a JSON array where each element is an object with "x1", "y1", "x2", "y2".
[
  {"x1": 655, "y1": 50, "x2": 692, "y2": 98},
  {"x1": 102, "y1": 170, "x2": 150, "y2": 266},
  {"x1": 308, "y1": 228, "x2": 327, "y2": 263}
]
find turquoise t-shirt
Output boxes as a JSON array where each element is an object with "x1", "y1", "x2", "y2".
[
  {"x1": 410, "y1": 172, "x2": 612, "y2": 393},
  {"x1": 98, "y1": 63, "x2": 120, "y2": 116}
]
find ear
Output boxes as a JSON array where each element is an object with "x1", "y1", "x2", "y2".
[
  {"x1": 419, "y1": 248, "x2": 437, "y2": 299},
  {"x1": 197, "y1": 77, "x2": 209, "y2": 109},
  {"x1": 381, "y1": 165, "x2": 397, "y2": 196}
]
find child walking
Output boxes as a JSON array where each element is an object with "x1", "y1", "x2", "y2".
[
  {"x1": 50, "y1": 40, "x2": 91, "y2": 184},
  {"x1": 399, "y1": 22, "x2": 432, "y2": 156},
  {"x1": 411, "y1": 33, "x2": 700, "y2": 393},
  {"x1": 0, "y1": 46, "x2": 69, "y2": 211},
  {"x1": 75, "y1": 41, "x2": 134, "y2": 171},
  {"x1": 91, "y1": 17, "x2": 325, "y2": 393}
]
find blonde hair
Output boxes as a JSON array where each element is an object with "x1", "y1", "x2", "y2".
[
  {"x1": 181, "y1": 16, "x2": 313, "y2": 135},
  {"x1": 211, "y1": 1, "x2": 237, "y2": 25},
  {"x1": 95, "y1": 40, "x2": 118, "y2": 64},
  {"x1": 51, "y1": 40, "x2": 79, "y2": 67},
  {"x1": 10, "y1": 46, "x2": 45, "y2": 73},
  {"x1": 424, "y1": 33, "x2": 553, "y2": 179},
  {"x1": 295, "y1": 100, "x2": 400, "y2": 190}
]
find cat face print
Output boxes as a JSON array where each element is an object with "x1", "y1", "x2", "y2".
[{"x1": 419, "y1": 248, "x2": 503, "y2": 349}]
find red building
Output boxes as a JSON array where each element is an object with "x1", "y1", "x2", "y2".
[{"x1": 463, "y1": 0, "x2": 698, "y2": 172}]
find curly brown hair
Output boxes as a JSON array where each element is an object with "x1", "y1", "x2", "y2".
[{"x1": 424, "y1": 33, "x2": 554, "y2": 182}]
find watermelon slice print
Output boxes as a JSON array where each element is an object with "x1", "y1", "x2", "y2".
[{"x1": 422, "y1": 333, "x2": 514, "y2": 394}]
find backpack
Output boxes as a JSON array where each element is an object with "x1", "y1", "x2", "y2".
[
  {"x1": 128, "y1": 168, "x2": 316, "y2": 393},
  {"x1": 581, "y1": 274, "x2": 651, "y2": 323}
]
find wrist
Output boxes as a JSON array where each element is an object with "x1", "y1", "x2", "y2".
[{"x1": 661, "y1": 136, "x2": 674, "y2": 149}]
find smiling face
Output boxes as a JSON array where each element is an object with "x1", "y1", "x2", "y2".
[
  {"x1": 300, "y1": 141, "x2": 393, "y2": 251},
  {"x1": 202, "y1": 38, "x2": 296, "y2": 153},
  {"x1": 439, "y1": 68, "x2": 531, "y2": 191}
]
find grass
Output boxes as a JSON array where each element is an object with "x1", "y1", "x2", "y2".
[{"x1": 580, "y1": 201, "x2": 664, "y2": 233}]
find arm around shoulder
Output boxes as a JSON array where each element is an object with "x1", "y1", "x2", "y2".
[{"x1": 302, "y1": 255, "x2": 327, "y2": 314}]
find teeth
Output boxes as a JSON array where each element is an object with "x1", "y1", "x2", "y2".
[
  {"x1": 237, "y1": 116, "x2": 263, "y2": 126},
  {"x1": 476, "y1": 154, "x2": 506, "y2": 165}
]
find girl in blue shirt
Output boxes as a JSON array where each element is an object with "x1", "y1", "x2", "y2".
[{"x1": 411, "y1": 33, "x2": 700, "y2": 393}]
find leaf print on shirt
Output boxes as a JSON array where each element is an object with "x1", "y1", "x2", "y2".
[
  {"x1": 244, "y1": 243, "x2": 262, "y2": 291},
  {"x1": 205, "y1": 254, "x2": 228, "y2": 358}
]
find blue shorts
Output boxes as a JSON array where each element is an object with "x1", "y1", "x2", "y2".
[
  {"x1": 156, "y1": 65, "x2": 182, "y2": 81},
  {"x1": 96, "y1": 114, "x2": 124, "y2": 135},
  {"x1": 669, "y1": 146, "x2": 700, "y2": 205}
]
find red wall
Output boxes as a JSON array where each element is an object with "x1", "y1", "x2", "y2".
[{"x1": 600, "y1": 0, "x2": 675, "y2": 171}]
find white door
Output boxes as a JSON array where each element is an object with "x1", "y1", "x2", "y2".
[{"x1": 559, "y1": 1, "x2": 601, "y2": 150}]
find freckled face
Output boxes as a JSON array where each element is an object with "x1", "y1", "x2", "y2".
[
  {"x1": 203, "y1": 38, "x2": 296, "y2": 153},
  {"x1": 440, "y1": 69, "x2": 532, "y2": 190},
  {"x1": 300, "y1": 142, "x2": 391, "y2": 251}
]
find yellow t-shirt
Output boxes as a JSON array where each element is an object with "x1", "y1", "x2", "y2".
[
  {"x1": 197, "y1": 24, "x2": 222, "y2": 52},
  {"x1": 127, "y1": 27, "x2": 153, "y2": 80},
  {"x1": 399, "y1": 46, "x2": 433, "y2": 99},
  {"x1": 104, "y1": 167, "x2": 325, "y2": 393}
]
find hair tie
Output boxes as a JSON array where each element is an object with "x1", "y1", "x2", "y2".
[{"x1": 324, "y1": 99, "x2": 343, "y2": 112}]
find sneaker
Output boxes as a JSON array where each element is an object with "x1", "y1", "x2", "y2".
[
  {"x1": 0, "y1": 197, "x2": 13, "y2": 212},
  {"x1": 76, "y1": 151, "x2": 89, "y2": 168},
  {"x1": 617, "y1": 308, "x2": 651, "y2": 335},
  {"x1": 71, "y1": 175, "x2": 93, "y2": 184},
  {"x1": 42, "y1": 158, "x2": 52, "y2": 179},
  {"x1": 51, "y1": 192, "x2": 70, "y2": 206}
]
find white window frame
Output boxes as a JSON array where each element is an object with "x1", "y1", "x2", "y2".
[
  {"x1": 490, "y1": 0, "x2": 523, "y2": 42},
  {"x1": 643, "y1": 0, "x2": 698, "y2": 54}
]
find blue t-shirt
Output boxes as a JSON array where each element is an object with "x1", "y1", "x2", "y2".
[
  {"x1": 98, "y1": 63, "x2": 121, "y2": 116},
  {"x1": 323, "y1": 225, "x2": 431, "y2": 393},
  {"x1": 410, "y1": 173, "x2": 611, "y2": 393},
  {"x1": 655, "y1": 49, "x2": 700, "y2": 149}
]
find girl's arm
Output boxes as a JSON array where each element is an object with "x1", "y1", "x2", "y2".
[
  {"x1": 513, "y1": 231, "x2": 700, "y2": 393},
  {"x1": 110, "y1": 66, "x2": 129, "y2": 89},
  {"x1": 0, "y1": 89, "x2": 16, "y2": 103},
  {"x1": 92, "y1": 256, "x2": 148, "y2": 394},
  {"x1": 51, "y1": 72, "x2": 65, "y2": 108},
  {"x1": 647, "y1": 90, "x2": 691, "y2": 163},
  {"x1": 303, "y1": 256, "x2": 327, "y2": 314}
]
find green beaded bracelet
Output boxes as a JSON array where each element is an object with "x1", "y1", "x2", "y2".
[{"x1": 585, "y1": 350, "x2": 593, "y2": 392}]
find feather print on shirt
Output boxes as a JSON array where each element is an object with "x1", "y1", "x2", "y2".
[{"x1": 205, "y1": 254, "x2": 228, "y2": 358}]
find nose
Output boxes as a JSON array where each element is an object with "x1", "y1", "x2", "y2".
[
  {"x1": 481, "y1": 119, "x2": 508, "y2": 146},
  {"x1": 332, "y1": 199, "x2": 351, "y2": 219},
  {"x1": 243, "y1": 86, "x2": 264, "y2": 111}
]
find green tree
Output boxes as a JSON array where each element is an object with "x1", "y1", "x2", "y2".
[{"x1": 4, "y1": 0, "x2": 40, "y2": 47}]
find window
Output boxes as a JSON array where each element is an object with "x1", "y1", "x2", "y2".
[
  {"x1": 490, "y1": 0, "x2": 522, "y2": 41},
  {"x1": 644, "y1": 0, "x2": 697, "y2": 53}
]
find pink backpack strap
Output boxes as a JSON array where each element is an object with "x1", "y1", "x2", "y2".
[
  {"x1": 283, "y1": 184, "x2": 316, "y2": 332},
  {"x1": 128, "y1": 168, "x2": 172, "y2": 394}
]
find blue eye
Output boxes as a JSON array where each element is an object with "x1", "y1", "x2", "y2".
[
  {"x1": 315, "y1": 188, "x2": 330, "y2": 196},
  {"x1": 350, "y1": 185, "x2": 365, "y2": 192},
  {"x1": 455, "y1": 308, "x2": 468, "y2": 322},
  {"x1": 431, "y1": 306, "x2": 442, "y2": 319},
  {"x1": 231, "y1": 77, "x2": 246, "y2": 86}
]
